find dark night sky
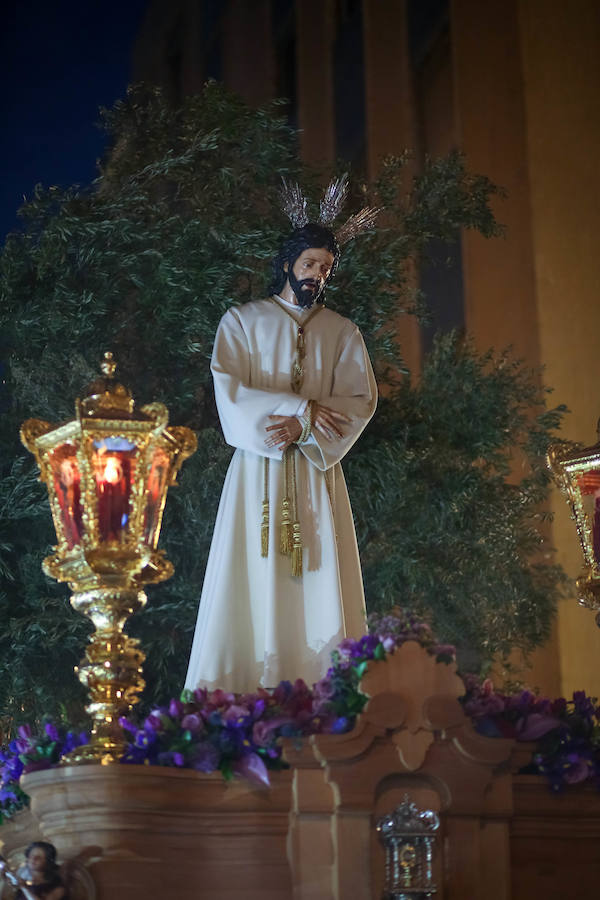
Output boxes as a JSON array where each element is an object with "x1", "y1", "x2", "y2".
[{"x1": 1, "y1": 0, "x2": 149, "y2": 242}]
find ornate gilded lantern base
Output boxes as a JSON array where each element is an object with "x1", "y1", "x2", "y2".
[
  {"x1": 68, "y1": 588, "x2": 147, "y2": 763},
  {"x1": 21, "y1": 353, "x2": 196, "y2": 764}
]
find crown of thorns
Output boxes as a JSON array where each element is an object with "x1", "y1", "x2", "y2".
[{"x1": 279, "y1": 173, "x2": 380, "y2": 246}]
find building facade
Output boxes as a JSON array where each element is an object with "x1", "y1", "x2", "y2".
[{"x1": 134, "y1": 0, "x2": 600, "y2": 697}]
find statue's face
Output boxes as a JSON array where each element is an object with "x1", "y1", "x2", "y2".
[{"x1": 286, "y1": 247, "x2": 334, "y2": 308}]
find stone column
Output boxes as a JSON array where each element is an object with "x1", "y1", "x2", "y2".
[
  {"x1": 363, "y1": 0, "x2": 422, "y2": 377},
  {"x1": 450, "y1": 0, "x2": 560, "y2": 695},
  {"x1": 222, "y1": 0, "x2": 275, "y2": 106},
  {"x1": 295, "y1": 0, "x2": 336, "y2": 168}
]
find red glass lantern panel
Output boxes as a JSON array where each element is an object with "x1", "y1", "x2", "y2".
[
  {"x1": 143, "y1": 446, "x2": 171, "y2": 547},
  {"x1": 93, "y1": 438, "x2": 138, "y2": 542},
  {"x1": 576, "y1": 468, "x2": 600, "y2": 565},
  {"x1": 48, "y1": 442, "x2": 83, "y2": 550}
]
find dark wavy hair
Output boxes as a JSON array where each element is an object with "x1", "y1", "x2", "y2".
[
  {"x1": 25, "y1": 841, "x2": 58, "y2": 875},
  {"x1": 269, "y1": 223, "x2": 340, "y2": 296}
]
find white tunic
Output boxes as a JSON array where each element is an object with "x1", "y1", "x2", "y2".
[{"x1": 185, "y1": 297, "x2": 377, "y2": 692}]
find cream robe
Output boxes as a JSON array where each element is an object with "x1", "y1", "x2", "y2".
[{"x1": 185, "y1": 297, "x2": 377, "y2": 692}]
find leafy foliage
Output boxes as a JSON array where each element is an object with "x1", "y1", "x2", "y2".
[
  {"x1": 350, "y1": 334, "x2": 568, "y2": 671},
  {"x1": 0, "y1": 83, "x2": 566, "y2": 729}
]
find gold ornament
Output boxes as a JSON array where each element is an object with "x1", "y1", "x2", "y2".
[
  {"x1": 21, "y1": 352, "x2": 196, "y2": 764},
  {"x1": 548, "y1": 424, "x2": 600, "y2": 613}
]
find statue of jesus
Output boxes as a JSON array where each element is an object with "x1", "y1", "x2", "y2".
[{"x1": 185, "y1": 179, "x2": 378, "y2": 692}]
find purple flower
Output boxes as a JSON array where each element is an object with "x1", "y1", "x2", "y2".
[
  {"x1": 17, "y1": 724, "x2": 32, "y2": 741},
  {"x1": 168, "y1": 699, "x2": 184, "y2": 719},
  {"x1": 222, "y1": 704, "x2": 251, "y2": 725},
  {"x1": 134, "y1": 729, "x2": 156, "y2": 749},
  {"x1": 252, "y1": 718, "x2": 287, "y2": 747},
  {"x1": 145, "y1": 713, "x2": 164, "y2": 732},
  {"x1": 4, "y1": 758, "x2": 24, "y2": 781},
  {"x1": 313, "y1": 676, "x2": 335, "y2": 701},
  {"x1": 357, "y1": 634, "x2": 380, "y2": 658},
  {"x1": 238, "y1": 692, "x2": 268, "y2": 717},
  {"x1": 272, "y1": 681, "x2": 293, "y2": 703},
  {"x1": 62, "y1": 731, "x2": 84, "y2": 754},
  {"x1": 119, "y1": 717, "x2": 137, "y2": 735},
  {"x1": 193, "y1": 687, "x2": 208, "y2": 705},
  {"x1": 572, "y1": 691, "x2": 596, "y2": 720},
  {"x1": 464, "y1": 693, "x2": 506, "y2": 717},
  {"x1": 564, "y1": 758, "x2": 590, "y2": 785},
  {"x1": 181, "y1": 714, "x2": 203, "y2": 733},
  {"x1": 44, "y1": 722, "x2": 59, "y2": 742},
  {"x1": 336, "y1": 639, "x2": 358, "y2": 660},
  {"x1": 232, "y1": 752, "x2": 270, "y2": 787},
  {"x1": 331, "y1": 717, "x2": 350, "y2": 734},
  {"x1": 208, "y1": 689, "x2": 236, "y2": 708},
  {"x1": 515, "y1": 714, "x2": 561, "y2": 741},
  {"x1": 191, "y1": 742, "x2": 220, "y2": 773},
  {"x1": 156, "y1": 750, "x2": 182, "y2": 767},
  {"x1": 505, "y1": 690, "x2": 535, "y2": 713}
]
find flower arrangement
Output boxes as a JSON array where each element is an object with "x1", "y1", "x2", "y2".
[
  {"x1": 0, "y1": 723, "x2": 87, "y2": 824},
  {"x1": 462, "y1": 676, "x2": 600, "y2": 791},
  {"x1": 3, "y1": 608, "x2": 599, "y2": 828},
  {"x1": 0, "y1": 609, "x2": 452, "y2": 820},
  {"x1": 119, "y1": 611, "x2": 455, "y2": 784}
]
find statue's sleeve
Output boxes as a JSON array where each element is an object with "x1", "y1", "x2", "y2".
[
  {"x1": 211, "y1": 308, "x2": 304, "y2": 458},
  {"x1": 299, "y1": 323, "x2": 377, "y2": 472}
]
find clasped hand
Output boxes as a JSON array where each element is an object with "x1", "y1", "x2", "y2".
[{"x1": 265, "y1": 403, "x2": 351, "y2": 452}]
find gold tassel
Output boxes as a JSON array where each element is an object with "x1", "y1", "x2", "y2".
[
  {"x1": 280, "y1": 449, "x2": 293, "y2": 554},
  {"x1": 280, "y1": 498, "x2": 293, "y2": 554},
  {"x1": 291, "y1": 522, "x2": 303, "y2": 576},
  {"x1": 261, "y1": 458, "x2": 269, "y2": 557},
  {"x1": 261, "y1": 500, "x2": 269, "y2": 557},
  {"x1": 289, "y1": 448, "x2": 303, "y2": 577}
]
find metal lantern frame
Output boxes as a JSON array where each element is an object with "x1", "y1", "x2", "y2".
[
  {"x1": 376, "y1": 797, "x2": 440, "y2": 900},
  {"x1": 548, "y1": 433, "x2": 600, "y2": 613},
  {"x1": 21, "y1": 353, "x2": 196, "y2": 763}
]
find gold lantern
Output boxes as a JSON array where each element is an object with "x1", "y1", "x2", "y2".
[
  {"x1": 20, "y1": 352, "x2": 196, "y2": 763},
  {"x1": 548, "y1": 424, "x2": 600, "y2": 615}
]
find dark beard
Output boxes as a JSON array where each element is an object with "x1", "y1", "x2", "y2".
[{"x1": 288, "y1": 270, "x2": 325, "y2": 309}]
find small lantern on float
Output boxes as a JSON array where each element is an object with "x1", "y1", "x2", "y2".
[
  {"x1": 376, "y1": 796, "x2": 439, "y2": 899},
  {"x1": 548, "y1": 423, "x2": 600, "y2": 619},
  {"x1": 20, "y1": 352, "x2": 196, "y2": 763}
]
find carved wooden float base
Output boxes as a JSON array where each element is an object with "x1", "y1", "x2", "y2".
[
  {"x1": 4, "y1": 644, "x2": 600, "y2": 899},
  {"x1": 21, "y1": 764, "x2": 293, "y2": 900}
]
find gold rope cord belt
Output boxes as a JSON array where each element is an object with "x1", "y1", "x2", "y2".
[
  {"x1": 269, "y1": 295, "x2": 324, "y2": 394},
  {"x1": 261, "y1": 409, "x2": 316, "y2": 578},
  {"x1": 260, "y1": 297, "x2": 324, "y2": 577}
]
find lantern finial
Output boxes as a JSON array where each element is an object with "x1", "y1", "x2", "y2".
[
  {"x1": 100, "y1": 350, "x2": 117, "y2": 378},
  {"x1": 80, "y1": 350, "x2": 135, "y2": 418}
]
